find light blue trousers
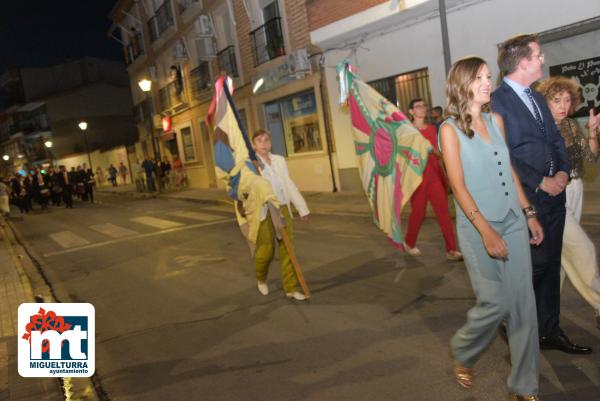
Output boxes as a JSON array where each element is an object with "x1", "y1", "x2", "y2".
[{"x1": 451, "y1": 210, "x2": 539, "y2": 395}]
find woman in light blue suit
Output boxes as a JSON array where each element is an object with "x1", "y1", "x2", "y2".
[{"x1": 439, "y1": 57, "x2": 544, "y2": 401}]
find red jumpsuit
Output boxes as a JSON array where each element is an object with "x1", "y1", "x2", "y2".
[{"x1": 405, "y1": 124, "x2": 458, "y2": 252}]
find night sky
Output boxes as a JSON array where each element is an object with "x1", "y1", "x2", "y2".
[{"x1": 0, "y1": 0, "x2": 122, "y2": 73}]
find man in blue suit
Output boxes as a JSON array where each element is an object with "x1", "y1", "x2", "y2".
[{"x1": 491, "y1": 34, "x2": 591, "y2": 354}]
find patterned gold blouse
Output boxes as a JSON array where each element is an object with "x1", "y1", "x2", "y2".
[{"x1": 557, "y1": 118, "x2": 598, "y2": 179}]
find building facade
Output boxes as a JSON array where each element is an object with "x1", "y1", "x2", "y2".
[
  {"x1": 0, "y1": 58, "x2": 136, "y2": 174},
  {"x1": 309, "y1": 0, "x2": 600, "y2": 190},
  {"x1": 109, "y1": 0, "x2": 337, "y2": 191}
]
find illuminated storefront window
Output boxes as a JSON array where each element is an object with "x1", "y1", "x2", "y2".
[{"x1": 263, "y1": 90, "x2": 322, "y2": 156}]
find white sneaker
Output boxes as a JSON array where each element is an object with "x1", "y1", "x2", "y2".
[
  {"x1": 286, "y1": 291, "x2": 306, "y2": 301},
  {"x1": 257, "y1": 281, "x2": 269, "y2": 295},
  {"x1": 403, "y1": 242, "x2": 422, "y2": 256}
]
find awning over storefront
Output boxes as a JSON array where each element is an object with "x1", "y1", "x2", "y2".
[
  {"x1": 160, "y1": 131, "x2": 175, "y2": 141},
  {"x1": 16, "y1": 101, "x2": 45, "y2": 113}
]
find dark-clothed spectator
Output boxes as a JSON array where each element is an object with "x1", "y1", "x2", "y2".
[
  {"x1": 108, "y1": 164, "x2": 118, "y2": 187},
  {"x1": 84, "y1": 168, "x2": 95, "y2": 203},
  {"x1": 160, "y1": 157, "x2": 172, "y2": 189},
  {"x1": 57, "y1": 166, "x2": 73, "y2": 208},
  {"x1": 141, "y1": 156, "x2": 156, "y2": 192},
  {"x1": 32, "y1": 168, "x2": 50, "y2": 210}
]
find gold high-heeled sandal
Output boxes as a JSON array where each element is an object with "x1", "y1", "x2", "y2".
[
  {"x1": 507, "y1": 394, "x2": 540, "y2": 401},
  {"x1": 453, "y1": 362, "x2": 474, "y2": 389}
]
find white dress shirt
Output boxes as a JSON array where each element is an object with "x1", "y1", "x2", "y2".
[{"x1": 257, "y1": 153, "x2": 309, "y2": 221}]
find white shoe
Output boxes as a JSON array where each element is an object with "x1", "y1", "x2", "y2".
[
  {"x1": 286, "y1": 291, "x2": 306, "y2": 301},
  {"x1": 403, "y1": 242, "x2": 421, "y2": 256},
  {"x1": 446, "y1": 250, "x2": 464, "y2": 261},
  {"x1": 257, "y1": 281, "x2": 269, "y2": 295}
]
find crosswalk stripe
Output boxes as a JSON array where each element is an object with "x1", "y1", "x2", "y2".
[
  {"x1": 43, "y1": 218, "x2": 235, "y2": 257},
  {"x1": 168, "y1": 211, "x2": 225, "y2": 222},
  {"x1": 130, "y1": 216, "x2": 184, "y2": 229},
  {"x1": 49, "y1": 231, "x2": 91, "y2": 249},
  {"x1": 89, "y1": 223, "x2": 138, "y2": 239}
]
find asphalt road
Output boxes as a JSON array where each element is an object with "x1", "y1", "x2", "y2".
[{"x1": 10, "y1": 193, "x2": 600, "y2": 401}]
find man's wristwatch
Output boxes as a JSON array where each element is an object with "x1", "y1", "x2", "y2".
[{"x1": 522, "y1": 205, "x2": 537, "y2": 219}]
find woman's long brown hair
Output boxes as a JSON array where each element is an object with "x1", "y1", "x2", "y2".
[{"x1": 445, "y1": 57, "x2": 490, "y2": 138}]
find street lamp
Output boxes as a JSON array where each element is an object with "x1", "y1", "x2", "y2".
[
  {"x1": 138, "y1": 79, "x2": 152, "y2": 92},
  {"x1": 2, "y1": 155, "x2": 9, "y2": 161},
  {"x1": 44, "y1": 140, "x2": 52, "y2": 148},
  {"x1": 78, "y1": 121, "x2": 93, "y2": 170}
]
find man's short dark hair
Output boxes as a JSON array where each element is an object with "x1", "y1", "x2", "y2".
[
  {"x1": 432, "y1": 106, "x2": 443, "y2": 114},
  {"x1": 498, "y1": 34, "x2": 538, "y2": 77},
  {"x1": 408, "y1": 98, "x2": 424, "y2": 110}
]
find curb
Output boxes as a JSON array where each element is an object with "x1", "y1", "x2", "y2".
[
  {"x1": 97, "y1": 188, "x2": 232, "y2": 207},
  {"x1": 1, "y1": 224, "x2": 35, "y2": 303},
  {"x1": 5, "y1": 221, "x2": 107, "y2": 401}
]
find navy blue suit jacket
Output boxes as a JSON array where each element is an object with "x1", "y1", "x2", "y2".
[{"x1": 491, "y1": 81, "x2": 570, "y2": 207}]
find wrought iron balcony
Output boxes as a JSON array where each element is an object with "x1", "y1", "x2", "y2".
[
  {"x1": 158, "y1": 81, "x2": 185, "y2": 111},
  {"x1": 148, "y1": 0, "x2": 175, "y2": 43},
  {"x1": 249, "y1": 17, "x2": 285, "y2": 66},
  {"x1": 124, "y1": 32, "x2": 144, "y2": 65},
  {"x1": 217, "y1": 45, "x2": 239, "y2": 78},
  {"x1": 189, "y1": 63, "x2": 212, "y2": 102},
  {"x1": 132, "y1": 98, "x2": 153, "y2": 124}
]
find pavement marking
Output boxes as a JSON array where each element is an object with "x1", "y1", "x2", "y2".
[
  {"x1": 43, "y1": 218, "x2": 236, "y2": 257},
  {"x1": 168, "y1": 210, "x2": 226, "y2": 222},
  {"x1": 130, "y1": 216, "x2": 184, "y2": 229},
  {"x1": 334, "y1": 233, "x2": 364, "y2": 239},
  {"x1": 89, "y1": 223, "x2": 139, "y2": 239},
  {"x1": 49, "y1": 231, "x2": 91, "y2": 249}
]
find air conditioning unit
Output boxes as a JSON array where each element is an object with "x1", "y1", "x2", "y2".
[
  {"x1": 195, "y1": 37, "x2": 216, "y2": 61},
  {"x1": 194, "y1": 15, "x2": 214, "y2": 37},
  {"x1": 287, "y1": 48, "x2": 311, "y2": 76},
  {"x1": 172, "y1": 40, "x2": 188, "y2": 61}
]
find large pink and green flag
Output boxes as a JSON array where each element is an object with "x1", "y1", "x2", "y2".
[{"x1": 337, "y1": 61, "x2": 431, "y2": 249}]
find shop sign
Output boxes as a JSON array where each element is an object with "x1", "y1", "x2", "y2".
[{"x1": 162, "y1": 116, "x2": 172, "y2": 132}]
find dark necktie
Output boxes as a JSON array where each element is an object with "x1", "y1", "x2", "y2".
[{"x1": 524, "y1": 88, "x2": 554, "y2": 176}]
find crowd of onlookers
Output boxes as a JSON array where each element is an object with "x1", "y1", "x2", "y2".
[
  {"x1": 0, "y1": 163, "x2": 96, "y2": 215},
  {"x1": 136, "y1": 155, "x2": 187, "y2": 193},
  {"x1": 0, "y1": 154, "x2": 189, "y2": 220}
]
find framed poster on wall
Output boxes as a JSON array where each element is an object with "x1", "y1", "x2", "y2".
[{"x1": 549, "y1": 56, "x2": 600, "y2": 118}]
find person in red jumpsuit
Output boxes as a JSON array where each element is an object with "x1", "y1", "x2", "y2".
[{"x1": 404, "y1": 98, "x2": 463, "y2": 261}]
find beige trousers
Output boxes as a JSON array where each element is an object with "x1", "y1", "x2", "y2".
[{"x1": 560, "y1": 178, "x2": 600, "y2": 315}]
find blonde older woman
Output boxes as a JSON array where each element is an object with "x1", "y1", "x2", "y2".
[{"x1": 538, "y1": 76, "x2": 600, "y2": 330}]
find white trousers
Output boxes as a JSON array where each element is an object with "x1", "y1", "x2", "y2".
[{"x1": 560, "y1": 178, "x2": 600, "y2": 315}]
